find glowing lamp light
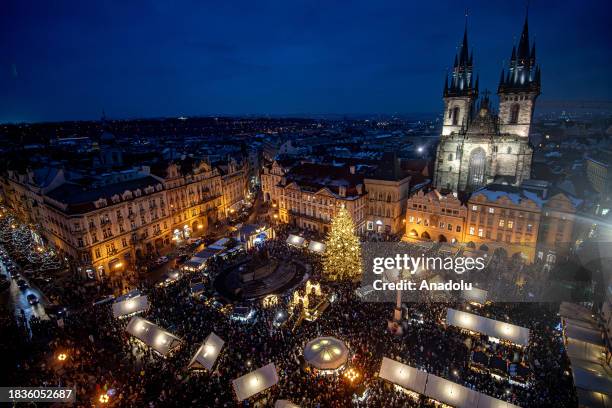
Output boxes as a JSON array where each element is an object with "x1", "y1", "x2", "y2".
[
  {"x1": 99, "y1": 394, "x2": 109, "y2": 404},
  {"x1": 203, "y1": 344, "x2": 215, "y2": 357},
  {"x1": 322, "y1": 352, "x2": 332, "y2": 361},
  {"x1": 57, "y1": 353, "x2": 68, "y2": 361},
  {"x1": 249, "y1": 375, "x2": 259, "y2": 387},
  {"x1": 344, "y1": 367, "x2": 360, "y2": 382},
  {"x1": 114, "y1": 262, "x2": 123, "y2": 269},
  {"x1": 126, "y1": 299, "x2": 136, "y2": 310},
  {"x1": 197, "y1": 224, "x2": 204, "y2": 230}
]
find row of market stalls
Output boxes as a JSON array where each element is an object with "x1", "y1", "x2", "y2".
[
  {"x1": 183, "y1": 225, "x2": 275, "y2": 273},
  {"x1": 181, "y1": 238, "x2": 240, "y2": 273},
  {"x1": 286, "y1": 234, "x2": 326, "y2": 254},
  {"x1": 379, "y1": 357, "x2": 521, "y2": 408},
  {"x1": 446, "y1": 308, "x2": 531, "y2": 347},
  {"x1": 559, "y1": 302, "x2": 611, "y2": 408}
]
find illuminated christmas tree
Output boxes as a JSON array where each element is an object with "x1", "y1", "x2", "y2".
[{"x1": 323, "y1": 205, "x2": 362, "y2": 281}]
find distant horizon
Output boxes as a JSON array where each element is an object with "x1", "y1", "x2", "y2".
[
  {"x1": 3, "y1": 99, "x2": 612, "y2": 126},
  {"x1": 3, "y1": 1, "x2": 611, "y2": 124}
]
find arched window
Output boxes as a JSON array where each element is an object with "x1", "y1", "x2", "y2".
[
  {"x1": 509, "y1": 104, "x2": 520, "y2": 124},
  {"x1": 452, "y1": 107, "x2": 460, "y2": 126},
  {"x1": 467, "y1": 147, "x2": 486, "y2": 189}
]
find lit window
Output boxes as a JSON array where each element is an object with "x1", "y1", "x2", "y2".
[
  {"x1": 409, "y1": 216, "x2": 414, "y2": 223},
  {"x1": 488, "y1": 207, "x2": 494, "y2": 214},
  {"x1": 478, "y1": 228, "x2": 484, "y2": 237},
  {"x1": 508, "y1": 220, "x2": 513, "y2": 229},
  {"x1": 472, "y1": 205, "x2": 478, "y2": 211},
  {"x1": 469, "y1": 226, "x2": 475, "y2": 235},
  {"x1": 499, "y1": 219, "x2": 505, "y2": 227}
]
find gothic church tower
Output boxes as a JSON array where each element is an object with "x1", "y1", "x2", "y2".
[{"x1": 434, "y1": 13, "x2": 538, "y2": 193}]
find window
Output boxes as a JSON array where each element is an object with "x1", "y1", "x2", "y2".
[
  {"x1": 488, "y1": 207, "x2": 495, "y2": 214},
  {"x1": 469, "y1": 226, "x2": 475, "y2": 235},
  {"x1": 94, "y1": 248, "x2": 101, "y2": 258},
  {"x1": 452, "y1": 107, "x2": 460, "y2": 125},
  {"x1": 122, "y1": 238, "x2": 128, "y2": 247},
  {"x1": 409, "y1": 216, "x2": 414, "y2": 223},
  {"x1": 507, "y1": 146, "x2": 512, "y2": 154},
  {"x1": 456, "y1": 226, "x2": 461, "y2": 232},
  {"x1": 448, "y1": 224, "x2": 452, "y2": 231},
  {"x1": 527, "y1": 224, "x2": 533, "y2": 233},
  {"x1": 499, "y1": 219, "x2": 505, "y2": 227},
  {"x1": 478, "y1": 228, "x2": 484, "y2": 237},
  {"x1": 507, "y1": 220, "x2": 513, "y2": 229},
  {"x1": 472, "y1": 205, "x2": 478, "y2": 211},
  {"x1": 509, "y1": 104, "x2": 520, "y2": 124},
  {"x1": 448, "y1": 153, "x2": 453, "y2": 161},
  {"x1": 439, "y1": 222, "x2": 445, "y2": 228}
]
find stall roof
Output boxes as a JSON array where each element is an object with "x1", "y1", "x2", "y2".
[
  {"x1": 571, "y1": 366, "x2": 612, "y2": 398},
  {"x1": 125, "y1": 316, "x2": 182, "y2": 356},
  {"x1": 287, "y1": 234, "x2": 306, "y2": 247},
  {"x1": 209, "y1": 238, "x2": 230, "y2": 250},
  {"x1": 575, "y1": 388, "x2": 612, "y2": 408},
  {"x1": 378, "y1": 357, "x2": 427, "y2": 394},
  {"x1": 308, "y1": 240, "x2": 326, "y2": 253},
  {"x1": 446, "y1": 309, "x2": 530, "y2": 346},
  {"x1": 377, "y1": 358, "x2": 521, "y2": 408},
  {"x1": 560, "y1": 302, "x2": 595, "y2": 323},
  {"x1": 564, "y1": 320, "x2": 604, "y2": 346},
  {"x1": 232, "y1": 363, "x2": 279, "y2": 402},
  {"x1": 303, "y1": 336, "x2": 348, "y2": 370},
  {"x1": 188, "y1": 332, "x2": 224, "y2": 371},
  {"x1": 425, "y1": 373, "x2": 480, "y2": 408},
  {"x1": 112, "y1": 295, "x2": 149, "y2": 319},
  {"x1": 275, "y1": 400, "x2": 299, "y2": 408},
  {"x1": 462, "y1": 287, "x2": 488, "y2": 305},
  {"x1": 194, "y1": 248, "x2": 221, "y2": 260},
  {"x1": 566, "y1": 338, "x2": 608, "y2": 367}
]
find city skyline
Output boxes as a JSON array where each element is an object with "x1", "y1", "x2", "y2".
[{"x1": 2, "y1": 0, "x2": 612, "y2": 123}]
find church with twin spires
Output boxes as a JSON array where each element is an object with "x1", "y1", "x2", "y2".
[{"x1": 433, "y1": 13, "x2": 541, "y2": 193}]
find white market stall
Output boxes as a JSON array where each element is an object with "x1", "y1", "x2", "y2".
[
  {"x1": 187, "y1": 332, "x2": 225, "y2": 371},
  {"x1": 125, "y1": 316, "x2": 182, "y2": 356},
  {"x1": 112, "y1": 295, "x2": 149, "y2": 319},
  {"x1": 232, "y1": 363, "x2": 279, "y2": 402},
  {"x1": 446, "y1": 309, "x2": 530, "y2": 347},
  {"x1": 303, "y1": 336, "x2": 348, "y2": 371},
  {"x1": 462, "y1": 287, "x2": 488, "y2": 305},
  {"x1": 286, "y1": 234, "x2": 306, "y2": 248},
  {"x1": 307, "y1": 240, "x2": 326, "y2": 254},
  {"x1": 424, "y1": 373, "x2": 480, "y2": 408},
  {"x1": 208, "y1": 238, "x2": 230, "y2": 251},
  {"x1": 182, "y1": 257, "x2": 207, "y2": 273},
  {"x1": 275, "y1": 400, "x2": 299, "y2": 408},
  {"x1": 378, "y1": 357, "x2": 427, "y2": 394},
  {"x1": 378, "y1": 358, "x2": 521, "y2": 408}
]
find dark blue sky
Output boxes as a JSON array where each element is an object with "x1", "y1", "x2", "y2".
[{"x1": 2, "y1": 0, "x2": 611, "y2": 123}]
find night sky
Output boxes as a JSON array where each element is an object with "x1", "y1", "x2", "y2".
[{"x1": 2, "y1": 0, "x2": 611, "y2": 123}]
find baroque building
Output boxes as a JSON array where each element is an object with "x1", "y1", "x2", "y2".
[
  {"x1": 433, "y1": 15, "x2": 540, "y2": 193},
  {"x1": 0, "y1": 158, "x2": 248, "y2": 283}
]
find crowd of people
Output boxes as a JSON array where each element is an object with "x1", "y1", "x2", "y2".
[{"x1": 2, "y1": 223, "x2": 579, "y2": 407}]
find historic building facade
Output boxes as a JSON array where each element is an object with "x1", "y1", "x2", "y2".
[
  {"x1": 405, "y1": 189, "x2": 466, "y2": 243},
  {"x1": 433, "y1": 16, "x2": 540, "y2": 193},
  {"x1": 1, "y1": 159, "x2": 248, "y2": 282},
  {"x1": 262, "y1": 155, "x2": 412, "y2": 235},
  {"x1": 404, "y1": 184, "x2": 582, "y2": 264}
]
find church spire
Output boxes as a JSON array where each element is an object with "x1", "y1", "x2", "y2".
[
  {"x1": 517, "y1": 8, "x2": 531, "y2": 64},
  {"x1": 498, "y1": 8, "x2": 540, "y2": 95},
  {"x1": 444, "y1": 12, "x2": 476, "y2": 99},
  {"x1": 459, "y1": 13, "x2": 469, "y2": 66}
]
